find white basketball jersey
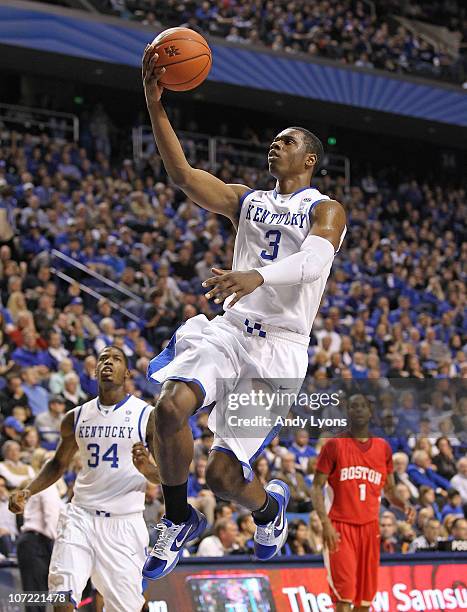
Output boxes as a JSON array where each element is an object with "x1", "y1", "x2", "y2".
[
  {"x1": 228, "y1": 187, "x2": 346, "y2": 336},
  {"x1": 72, "y1": 395, "x2": 152, "y2": 515}
]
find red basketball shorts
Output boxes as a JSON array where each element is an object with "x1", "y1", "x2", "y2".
[{"x1": 323, "y1": 519, "x2": 380, "y2": 607}]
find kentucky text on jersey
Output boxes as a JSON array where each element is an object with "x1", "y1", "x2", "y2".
[
  {"x1": 77, "y1": 425, "x2": 134, "y2": 439},
  {"x1": 340, "y1": 466, "x2": 383, "y2": 485},
  {"x1": 245, "y1": 204, "x2": 308, "y2": 228}
]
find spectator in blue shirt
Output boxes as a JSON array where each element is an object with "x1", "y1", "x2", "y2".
[
  {"x1": 289, "y1": 430, "x2": 316, "y2": 474},
  {"x1": 441, "y1": 489, "x2": 464, "y2": 520},
  {"x1": 11, "y1": 331, "x2": 50, "y2": 369},
  {"x1": 408, "y1": 450, "x2": 451, "y2": 493},
  {"x1": 79, "y1": 355, "x2": 98, "y2": 398},
  {"x1": 21, "y1": 367, "x2": 49, "y2": 416}
]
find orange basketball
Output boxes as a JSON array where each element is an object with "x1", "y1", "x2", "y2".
[{"x1": 152, "y1": 27, "x2": 212, "y2": 92}]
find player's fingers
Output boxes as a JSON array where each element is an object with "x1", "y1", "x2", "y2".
[
  {"x1": 205, "y1": 279, "x2": 236, "y2": 300},
  {"x1": 202, "y1": 273, "x2": 231, "y2": 289},
  {"x1": 226, "y1": 288, "x2": 245, "y2": 308},
  {"x1": 213, "y1": 284, "x2": 241, "y2": 304},
  {"x1": 211, "y1": 268, "x2": 229, "y2": 276}
]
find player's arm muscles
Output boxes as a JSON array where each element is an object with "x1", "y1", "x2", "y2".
[
  {"x1": 146, "y1": 101, "x2": 249, "y2": 223},
  {"x1": 256, "y1": 199, "x2": 347, "y2": 286},
  {"x1": 9, "y1": 411, "x2": 77, "y2": 512},
  {"x1": 310, "y1": 470, "x2": 340, "y2": 552}
]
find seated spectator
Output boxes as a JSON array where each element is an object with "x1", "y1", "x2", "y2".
[
  {"x1": 187, "y1": 457, "x2": 216, "y2": 526},
  {"x1": 79, "y1": 355, "x2": 98, "y2": 398},
  {"x1": 196, "y1": 518, "x2": 240, "y2": 557},
  {"x1": 0, "y1": 475, "x2": 17, "y2": 558},
  {"x1": 451, "y1": 518, "x2": 467, "y2": 542},
  {"x1": 408, "y1": 450, "x2": 451, "y2": 494},
  {"x1": 398, "y1": 522, "x2": 417, "y2": 553},
  {"x1": 264, "y1": 436, "x2": 289, "y2": 472},
  {"x1": 409, "y1": 518, "x2": 443, "y2": 552},
  {"x1": 21, "y1": 367, "x2": 49, "y2": 416},
  {"x1": 0, "y1": 440, "x2": 34, "y2": 488},
  {"x1": 35, "y1": 395, "x2": 66, "y2": 450},
  {"x1": 62, "y1": 372, "x2": 87, "y2": 411},
  {"x1": 308, "y1": 510, "x2": 324, "y2": 554},
  {"x1": 193, "y1": 431, "x2": 214, "y2": 462},
  {"x1": 433, "y1": 437, "x2": 457, "y2": 481},
  {"x1": 391, "y1": 483, "x2": 413, "y2": 520},
  {"x1": 392, "y1": 452, "x2": 419, "y2": 500},
  {"x1": 11, "y1": 330, "x2": 49, "y2": 369},
  {"x1": 94, "y1": 318, "x2": 116, "y2": 354},
  {"x1": 20, "y1": 426, "x2": 41, "y2": 465},
  {"x1": 49, "y1": 358, "x2": 74, "y2": 395},
  {"x1": 236, "y1": 512, "x2": 255, "y2": 553},
  {"x1": 46, "y1": 330, "x2": 70, "y2": 370},
  {"x1": 253, "y1": 456, "x2": 272, "y2": 488},
  {"x1": 450, "y1": 457, "x2": 467, "y2": 506},
  {"x1": 0, "y1": 373, "x2": 31, "y2": 416},
  {"x1": 289, "y1": 430, "x2": 316, "y2": 473},
  {"x1": 276, "y1": 453, "x2": 312, "y2": 512},
  {"x1": 10, "y1": 405, "x2": 29, "y2": 426},
  {"x1": 380, "y1": 511, "x2": 402, "y2": 553},
  {"x1": 440, "y1": 489, "x2": 464, "y2": 520},
  {"x1": 1, "y1": 417, "x2": 25, "y2": 445},
  {"x1": 417, "y1": 485, "x2": 441, "y2": 520},
  {"x1": 286, "y1": 519, "x2": 313, "y2": 556}
]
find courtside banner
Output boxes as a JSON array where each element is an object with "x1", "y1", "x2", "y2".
[{"x1": 145, "y1": 554, "x2": 467, "y2": 612}]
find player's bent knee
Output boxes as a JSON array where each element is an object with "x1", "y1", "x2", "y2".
[{"x1": 155, "y1": 383, "x2": 195, "y2": 436}]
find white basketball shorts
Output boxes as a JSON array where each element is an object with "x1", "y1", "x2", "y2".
[
  {"x1": 48, "y1": 503, "x2": 148, "y2": 612},
  {"x1": 147, "y1": 311, "x2": 309, "y2": 480}
]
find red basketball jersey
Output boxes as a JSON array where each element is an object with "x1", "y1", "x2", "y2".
[{"x1": 316, "y1": 436, "x2": 393, "y2": 524}]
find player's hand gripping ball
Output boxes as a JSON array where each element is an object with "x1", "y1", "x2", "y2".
[{"x1": 143, "y1": 27, "x2": 212, "y2": 100}]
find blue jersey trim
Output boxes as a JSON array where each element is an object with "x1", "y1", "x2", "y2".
[
  {"x1": 291, "y1": 186, "x2": 310, "y2": 198},
  {"x1": 138, "y1": 403, "x2": 151, "y2": 443},
  {"x1": 147, "y1": 332, "x2": 177, "y2": 381},
  {"x1": 96, "y1": 394, "x2": 131, "y2": 413},
  {"x1": 239, "y1": 189, "x2": 254, "y2": 207},
  {"x1": 249, "y1": 423, "x2": 283, "y2": 464},
  {"x1": 73, "y1": 406, "x2": 82, "y2": 432}
]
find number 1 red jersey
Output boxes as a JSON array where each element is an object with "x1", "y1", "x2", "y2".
[{"x1": 316, "y1": 437, "x2": 393, "y2": 524}]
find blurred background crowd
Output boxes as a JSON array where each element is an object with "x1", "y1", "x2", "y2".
[
  {"x1": 74, "y1": 0, "x2": 467, "y2": 84},
  {"x1": 0, "y1": 120, "x2": 465, "y2": 559}
]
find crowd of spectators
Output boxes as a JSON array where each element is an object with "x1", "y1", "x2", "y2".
[
  {"x1": 95, "y1": 0, "x2": 465, "y2": 83},
  {"x1": 0, "y1": 123, "x2": 465, "y2": 559}
]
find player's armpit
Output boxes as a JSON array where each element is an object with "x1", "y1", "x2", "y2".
[
  {"x1": 176, "y1": 169, "x2": 250, "y2": 222},
  {"x1": 310, "y1": 199, "x2": 347, "y2": 251}
]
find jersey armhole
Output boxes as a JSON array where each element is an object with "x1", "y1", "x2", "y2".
[
  {"x1": 239, "y1": 189, "x2": 254, "y2": 208},
  {"x1": 73, "y1": 406, "x2": 83, "y2": 432},
  {"x1": 138, "y1": 404, "x2": 152, "y2": 444}
]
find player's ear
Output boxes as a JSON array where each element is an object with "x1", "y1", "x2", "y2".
[{"x1": 305, "y1": 153, "x2": 317, "y2": 169}]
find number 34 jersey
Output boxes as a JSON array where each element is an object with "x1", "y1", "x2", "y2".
[
  {"x1": 229, "y1": 187, "x2": 346, "y2": 336},
  {"x1": 72, "y1": 395, "x2": 153, "y2": 515},
  {"x1": 317, "y1": 437, "x2": 394, "y2": 524}
]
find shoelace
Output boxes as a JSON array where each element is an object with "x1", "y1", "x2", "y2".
[
  {"x1": 151, "y1": 522, "x2": 180, "y2": 557},
  {"x1": 256, "y1": 522, "x2": 275, "y2": 545}
]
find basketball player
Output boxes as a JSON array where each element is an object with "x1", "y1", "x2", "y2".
[
  {"x1": 141, "y1": 44, "x2": 347, "y2": 579},
  {"x1": 9, "y1": 346, "x2": 158, "y2": 612},
  {"x1": 311, "y1": 394, "x2": 415, "y2": 611}
]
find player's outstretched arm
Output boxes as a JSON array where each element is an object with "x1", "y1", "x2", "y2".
[
  {"x1": 310, "y1": 471, "x2": 340, "y2": 553},
  {"x1": 9, "y1": 411, "x2": 78, "y2": 513},
  {"x1": 142, "y1": 44, "x2": 249, "y2": 222},
  {"x1": 383, "y1": 474, "x2": 416, "y2": 523}
]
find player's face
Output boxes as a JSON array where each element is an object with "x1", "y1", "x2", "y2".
[
  {"x1": 347, "y1": 395, "x2": 372, "y2": 428},
  {"x1": 268, "y1": 129, "x2": 312, "y2": 179},
  {"x1": 96, "y1": 348, "x2": 129, "y2": 386}
]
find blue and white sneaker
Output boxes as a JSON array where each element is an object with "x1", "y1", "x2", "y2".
[
  {"x1": 254, "y1": 479, "x2": 290, "y2": 561},
  {"x1": 143, "y1": 505, "x2": 207, "y2": 580}
]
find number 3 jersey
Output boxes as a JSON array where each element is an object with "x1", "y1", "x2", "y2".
[
  {"x1": 72, "y1": 395, "x2": 152, "y2": 515},
  {"x1": 316, "y1": 437, "x2": 393, "y2": 524},
  {"x1": 228, "y1": 187, "x2": 346, "y2": 336}
]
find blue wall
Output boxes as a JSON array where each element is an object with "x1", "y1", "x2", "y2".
[{"x1": 1, "y1": 2, "x2": 466, "y2": 127}]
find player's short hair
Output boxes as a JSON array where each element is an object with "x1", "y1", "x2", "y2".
[
  {"x1": 289, "y1": 126, "x2": 324, "y2": 175},
  {"x1": 98, "y1": 345, "x2": 129, "y2": 368}
]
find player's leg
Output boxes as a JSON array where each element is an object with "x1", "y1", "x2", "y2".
[
  {"x1": 92, "y1": 515, "x2": 148, "y2": 612},
  {"x1": 152, "y1": 379, "x2": 202, "y2": 524},
  {"x1": 323, "y1": 522, "x2": 357, "y2": 610},
  {"x1": 354, "y1": 520, "x2": 380, "y2": 612},
  {"x1": 49, "y1": 506, "x2": 94, "y2": 612}
]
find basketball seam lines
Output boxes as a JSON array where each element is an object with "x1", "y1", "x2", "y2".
[
  {"x1": 155, "y1": 38, "x2": 211, "y2": 54},
  {"x1": 157, "y1": 53, "x2": 211, "y2": 70}
]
